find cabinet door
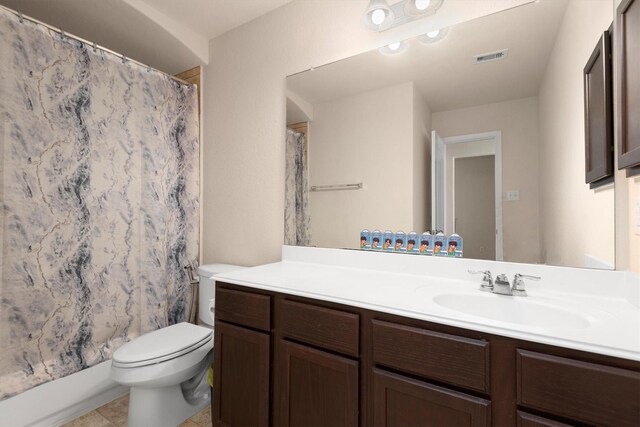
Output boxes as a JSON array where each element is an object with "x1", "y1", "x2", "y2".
[
  {"x1": 213, "y1": 321, "x2": 270, "y2": 427},
  {"x1": 516, "y1": 411, "x2": 573, "y2": 427},
  {"x1": 372, "y1": 369, "x2": 490, "y2": 427},
  {"x1": 274, "y1": 340, "x2": 358, "y2": 427},
  {"x1": 617, "y1": 0, "x2": 640, "y2": 169}
]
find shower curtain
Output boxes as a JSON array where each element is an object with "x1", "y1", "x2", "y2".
[
  {"x1": 284, "y1": 128, "x2": 311, "y2": 246},
  {"x1": 0, "y1": 9, "x2": 199, "y2": 399}
]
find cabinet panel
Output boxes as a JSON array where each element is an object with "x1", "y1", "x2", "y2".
[
  {"x1": 516, "y1": 411, "x2": 572, "y2": 427},
  {"x1": 216, "y1": 286, "x2": 271, "y2": 332},
  {"x1": 372, "y1": 368, "x2": 490, "y2": 427},
  {"x1": 617, "y1": 0, "x2": 640, "y2": 168},
  {"x1": 280, "y1": 299, "x2": 359, "y2": 357},
  {"x1": 213, "y1": 321, "x2": 270, "y2": 427},
  {"x1": 372, "y1": 319, "x2": 490, "y2": 393},
  {"x1": 275, "y1": 340, "x2": 358, "y2": 427},
  {"x1": 517, "y1": 349, "x2": 640, "y2": 426},
  {"x1": 583, "y1": 29, "x2": 613, "y2": 183}
]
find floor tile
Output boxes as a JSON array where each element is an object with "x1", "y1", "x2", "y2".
[
  {"x1": 63, "y1": 410, "x2": 115, "y2": 427},
  {"x1": 189, "y1": 405, "x2": 212, "y2": 426},
  {"x1": 95, "y1": 394, "x2": 129, "y2": 427},
  {"x1": 179, "y1": 420, "x2": 200, "y2": 427}
]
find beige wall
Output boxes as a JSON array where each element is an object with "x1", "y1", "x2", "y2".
[
  {"x1": 413, "y1": 88, "x2": 432, "y2": 233},
  {"x1": 612, "y1": 0, "x2": 640, "y2": 273},
  {"x1": 308, "y1": 83, "x2": 414, "y2": 249},
  {"x1": 432, "y1": 96, "x2": 541, "y2": 264},
  {"x1": 629, "y1": 177, "x2": 640, "y2": 272},
  {"x1": 538, "y1": 0, "x2": 615, "y2": 269},
  {"x1": 202, "y1": 0, "x2": 531, "y2": 265}
]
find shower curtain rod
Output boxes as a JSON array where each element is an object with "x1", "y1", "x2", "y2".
[{"x1": 0, "y1": 4, "x2": 190, "y2": 86}]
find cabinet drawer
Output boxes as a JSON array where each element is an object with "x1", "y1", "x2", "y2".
[
  {"x1": 216, "y1": 286, "x2": 271, "y2": 332},
  {"x1": 517, "y1": 349, "x2": 640, "y2": 426},
  {"x1": 372, "y1": 320, "x2": 490, "y2": 393},
  {"x1": 280, "y1": 299, "x2": 359, "y2": 357}
]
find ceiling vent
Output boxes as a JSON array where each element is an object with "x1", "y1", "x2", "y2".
[{"x1": 474, "y1": 49, "x2": 509, "y2": 64}]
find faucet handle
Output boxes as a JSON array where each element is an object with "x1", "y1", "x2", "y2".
[
  {"x1": 468, "y1": 270, "x2": 493, "y2": 292},
  {"x1": 512, "y1": 273, "x2": 540, "y2": 296}
]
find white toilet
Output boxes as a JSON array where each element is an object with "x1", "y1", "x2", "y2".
[{"x1": 110, "y1": 264, "x2": 245, "y2": 427}]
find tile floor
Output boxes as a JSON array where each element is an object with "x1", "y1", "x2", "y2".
[{"x1": 62, "y1": 394, "x2": 212, "y2": 427}]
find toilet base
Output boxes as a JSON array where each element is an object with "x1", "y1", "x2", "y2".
[{"x1": 128, "y1": 383, "x2": 210, "y2": 427}]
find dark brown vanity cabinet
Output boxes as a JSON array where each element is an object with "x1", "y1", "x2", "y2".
[
  {"x1": 213, "y1": 283, "x2": 640, "y2": 427},
  {"x1": 372, "y1": 369, "x2": 490, "y2": 427},
  {"x1": 274, "y1": 300, "x2": 360, "y2": 427},
  {"x1": 371, "y1": 320, "x2": 491, "y2": 426},
  {"x1": 213, "y1": 288, "x2": 271, "y2": 427}
]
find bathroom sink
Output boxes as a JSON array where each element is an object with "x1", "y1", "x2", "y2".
[{"x1": 432, "y1": 293, "x2": 591, "y2": 329}]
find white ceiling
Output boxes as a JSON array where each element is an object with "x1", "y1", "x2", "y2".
[
  {"x1": 287, "y1": 0, "x2": 569, "y2": 113},
  {"x1": 0, "y1": 0, "x2": 292, "y2": 74}
]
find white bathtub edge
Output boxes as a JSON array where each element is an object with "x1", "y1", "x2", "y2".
[{"x1": 0, "y1": 360, "x2": 128, "y2": 427}]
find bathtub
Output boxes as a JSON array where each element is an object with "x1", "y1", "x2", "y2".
[{"x1": 0, "y1": 360, "x2": 128, "y2": 426}]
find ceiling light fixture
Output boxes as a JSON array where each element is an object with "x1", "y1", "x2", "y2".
[
  {"x1": 379, "y1": 40, "x2": 409, "y2": 55},
  {"x1": 363, "y1": 0, "x2": 444, "y2": 31},
  {"x1": 404, "y1": 0, "x2": 444, "y2": 17},
  {"x1": 362, "y1": 0, "x2": 395, "y2": 31},
  {"x1": 417, "y1": 26, "x2": 448, "y2": 43}
]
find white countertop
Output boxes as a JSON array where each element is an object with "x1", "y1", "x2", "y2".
[{"x1": 215, "y1": 246, "x2": 640, "y2": 361}]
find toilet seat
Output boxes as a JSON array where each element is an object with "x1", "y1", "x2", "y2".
[{"x1": 112, "y1": 322, "x2": 212, "y2": 368}]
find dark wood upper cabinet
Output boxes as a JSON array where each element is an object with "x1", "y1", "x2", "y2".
[
  {"x1": 617, "y1": 0, "x2": 640, "y2": 169},
  {"x1": 584, "y1": 29, "x2": 613, "y2": 183}
]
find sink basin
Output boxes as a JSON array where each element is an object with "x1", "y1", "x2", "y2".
[{"x1": 433, "y1": 293, "x2": 591, "y2": 329}]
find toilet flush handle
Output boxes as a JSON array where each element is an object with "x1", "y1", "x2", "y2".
[{"x1": 208, "y1": 299, "x2": 215, "y2": 324}]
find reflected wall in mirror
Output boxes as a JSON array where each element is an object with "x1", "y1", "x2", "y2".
[{"x1": 285, "y1": 0, "x2": 616, "y2": 270}]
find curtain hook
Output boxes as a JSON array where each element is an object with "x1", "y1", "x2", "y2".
[
  {"x1": 18, "y1": 12, "x2": 24, "y2": 23},
  {"x1": 121, "y1": 54, "x2": 127, "y2": 64},
  {"x1": 92, "y1": 42, "x2": 97, "y2": 53}
]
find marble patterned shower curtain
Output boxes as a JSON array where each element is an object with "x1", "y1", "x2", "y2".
[
  {"x1": 284, "y1": 129, "x2": 311, "y2": 246},
  {"x1": 0, "y1": 10, "x2": 199, "y2": 399}
]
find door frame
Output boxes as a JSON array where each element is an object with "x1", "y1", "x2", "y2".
[{"x1": 436, "y1": 131, "x2": 503, "y2": 261}]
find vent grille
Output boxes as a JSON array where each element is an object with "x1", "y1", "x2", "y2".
[{"x1": 474, "y1": 49, "x2": 509, "y2": 64}]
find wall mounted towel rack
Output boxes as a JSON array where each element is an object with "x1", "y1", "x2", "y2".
[{"x1": 310, "y1": 182, "x2": 363, "y2": 192}]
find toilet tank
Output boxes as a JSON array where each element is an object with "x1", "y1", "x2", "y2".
[{"x1": 197, "y1": 264, "x2": 245, "y2": 327}]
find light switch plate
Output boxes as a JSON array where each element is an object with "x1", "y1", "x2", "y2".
[{"x1": 507, "y1": 190, "x2": 519, "y2": 201}]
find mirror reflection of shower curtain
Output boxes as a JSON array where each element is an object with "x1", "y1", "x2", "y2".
[{"x1": 284, "y1": 129, "x2": 311, "y2": 246}]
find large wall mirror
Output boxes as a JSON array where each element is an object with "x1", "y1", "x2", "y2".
[{"x1": 285, "y1": 0, "x2": 616, "y2": 270}]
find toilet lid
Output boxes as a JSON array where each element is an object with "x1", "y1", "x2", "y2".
[{"x1": 112, "y1": 322, "x2": 212, "y2": 367}]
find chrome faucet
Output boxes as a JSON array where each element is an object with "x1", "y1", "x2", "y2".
[
  {"x1": 493, "y1": 274, "x2": 512, "y2": 295},
  {"x1": 511, "y1": 273, "x2": 541, "y2": 296},
  {"x1": 469, "y1": 271, "x2": 540, "y2": 296},
  {"x1": 468, "y1": 270, "x2": 493, "y2": 292}
]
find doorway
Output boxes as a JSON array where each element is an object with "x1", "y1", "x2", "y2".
[
  {"x1": 432, "y1": 130, "x2": 503, "y2": 260},
  {"x1": 455, "y1": 155, "x2": 496, "y2": 260}
]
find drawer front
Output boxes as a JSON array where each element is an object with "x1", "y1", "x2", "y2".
[
  {"x1": 216, "y1": 286, "x2": 271, "y2": 332},
  {"x1": 517, "y1": 349, "x2": 640, "y2": 426},
  {"x1": 280, "y1": 299, "x2": 359, "y2": 357},
  {"x1": 372, "y1": 320, "x2": 490, "y2": 393}
]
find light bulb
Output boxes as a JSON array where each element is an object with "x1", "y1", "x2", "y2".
[
  {"x1": 427, "y1": 29, "x2": 440, "y2": 38},
  {"x1": 415, "y1": 0, "x2": 431, "y2": 11},
  {"x1": 388, "y1": 42, "x2": 401, "y2": 51},
  {"x1": 371, "y1": 8, "x2": 386, "y2": 25}
]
